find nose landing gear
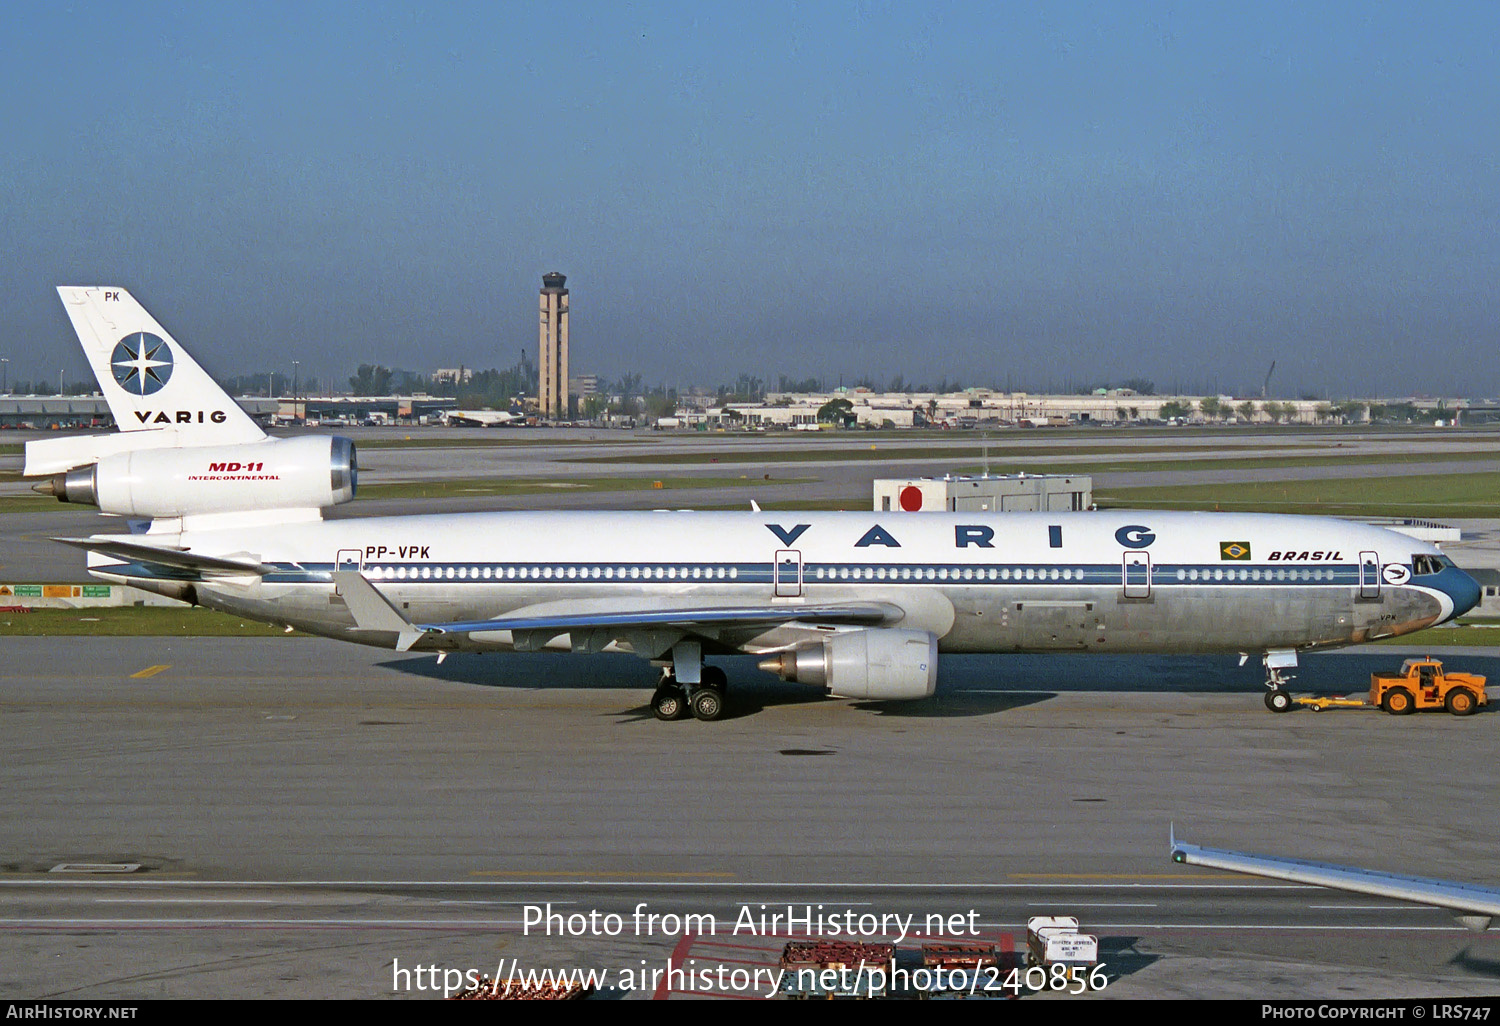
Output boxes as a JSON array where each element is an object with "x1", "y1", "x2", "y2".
[
  {"x1": 1264, "y1": 688, "x2": 1294, "y2": 713},
  {"x1": 1260, "y1": 649, "x2": 1299, "y2": 714}
]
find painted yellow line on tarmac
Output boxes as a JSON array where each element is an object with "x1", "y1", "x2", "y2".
[
  {"x1": 128, "y1": 665, "x2": 172, "y2": 679},
  {"x1": 1007, "y1": 873, "x2": 1254, "y2": 880},
  {"x1": 471, "y1": 870, "x2": 735, "y2": 879}
]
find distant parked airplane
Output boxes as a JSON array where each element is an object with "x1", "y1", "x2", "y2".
[{"x1": 442, "y1": 409, "x2": 519, "y2": 427}]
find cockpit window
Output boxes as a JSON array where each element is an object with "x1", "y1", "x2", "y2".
[{"x1": 1413, "y1": 555, "x2": 1443, "y2": 576}]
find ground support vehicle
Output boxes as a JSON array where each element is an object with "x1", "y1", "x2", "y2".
[
  {"x1": 918, "y1": 942, "x2": 1005, "y2": 1000},
  {"x1": 776, "y1": 941, "x2": 894, "y2": 999},
  {"x1": 1273, "y1": 659, "x2": 1486, "y2": 716},
  {"x1": 1026, "y1": 917, "x2": 1101, "y2": 990},
  {"x1": 1370, "y1": 658, "x2": 1486, "y2": 716}
]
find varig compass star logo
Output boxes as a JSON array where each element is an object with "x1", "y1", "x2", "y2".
[{"x1": 111, "y1": 332, "x2": 174, "y2": 395}]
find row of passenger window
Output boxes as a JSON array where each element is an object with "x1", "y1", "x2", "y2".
[
  {"x1": 1175, "y1": 567, "x2": 1342, "y2": 582},
  {"x1": 361, "y1": 564, "x2": 1098, "y2": 583},
  {"x1": 809, "y1": 565, "x2": 1085, "y2": 582},
  {"x1": 366, "y1": 565, "x2": 742, "y2": 581},
  {"x1": 358, "y1": 563, "x2": 1355, "y2": 584}
]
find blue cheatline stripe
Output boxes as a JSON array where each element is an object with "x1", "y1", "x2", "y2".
[{"x1": 247, "y1": 560, "x2": 1380, "y2": 588}]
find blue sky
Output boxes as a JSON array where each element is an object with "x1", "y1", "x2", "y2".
[{"x1": 1, "y1": 1, "x2": 1495, "y2": 396}]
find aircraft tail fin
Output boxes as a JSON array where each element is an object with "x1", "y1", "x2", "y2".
[{"x1": 56, "y1": 286, "x2": 264, "y2": 445}]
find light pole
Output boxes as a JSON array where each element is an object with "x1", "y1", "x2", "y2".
[
  {"x1": 292, "y1": 360, "x2": 301, "y2": 423},
  {"x1": 1, "y1": 358, "x2": 8, "y2": 394}
]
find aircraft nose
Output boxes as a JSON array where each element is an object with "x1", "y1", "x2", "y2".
[{"x1": 1434, "y1": 565, "x2": 1483, "y2": 622}]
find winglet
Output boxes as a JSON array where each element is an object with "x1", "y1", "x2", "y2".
[{"x1": 332, "y1": 570, "x2": 426, "y2": 652}]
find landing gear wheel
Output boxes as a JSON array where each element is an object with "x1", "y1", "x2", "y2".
[
  {"x1": 1265, "y1": 688, "x2": 1293, "y2": 713},
  {"x1": 1383, "y1": 687, "x2": 1415, "y2": 716},
  {"x1": 691, "y1": 686, "x2": 726, "y2": 722},
  {"x1": 652, "y1": 684, "x2": 689, "y2": 721},
  {"x1": 1446, "y1": 687, "x2": 1477, "y2": 717}
]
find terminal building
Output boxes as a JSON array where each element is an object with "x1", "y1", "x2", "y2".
[
  {"x1": 0, "y1": 395, "x2": 279, "y2": 430},
  {"x1": 0, "y1": 394, "x2": 447, "y2": 430}
]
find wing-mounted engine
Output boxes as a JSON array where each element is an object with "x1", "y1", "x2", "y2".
[
  {"x1": 759, "y1": 628, "x2": 939, "y2": 700},
  {"x1": 35, "y1": 435, "x2": 356, "y2": 518}
]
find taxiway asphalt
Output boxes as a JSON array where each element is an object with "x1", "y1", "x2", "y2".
[{"x1": 3, "y1": 636, "x2": 1499, "y2": 998}]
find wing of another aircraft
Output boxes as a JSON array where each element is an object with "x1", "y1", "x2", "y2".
[
  {"x1": 1170, "y1": 829, "x2": 1500, "y2": 931},
  {"x1": 331, "y1": 570, "x2": 900, "y2": 654}
]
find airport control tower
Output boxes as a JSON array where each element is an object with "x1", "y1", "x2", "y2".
[{"x1": 538, "y1": 272, "x2": 569, "y2": 419}]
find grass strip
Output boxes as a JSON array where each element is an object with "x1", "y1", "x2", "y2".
[
  {"x1": 574, "y1": 442, "x2": 1328, "y2": 465},
  {"x1": 1096, "y1": 471, "x2": 1500, "y2": 519},
  {"x1": 0, "y1": 606, "x2": 298, "y2": 636},
  {"x1": 357, "y1": 474, "x2": 811, "y2": 501}
]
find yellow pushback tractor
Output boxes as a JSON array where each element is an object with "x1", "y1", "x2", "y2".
[{"x1": 1294, "y1": 658, "x2": 1487, "y2": 716}]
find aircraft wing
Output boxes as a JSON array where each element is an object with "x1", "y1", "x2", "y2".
[
  {"x1": 1170, "y1": 829, "x2": 1500, "y2": 931},
  {"x1": 331, "y1": 570, "x2": 898, "y2": 654},
  {"x1": 419, "y1": 604, "x2": 898, "y2": 634},
  {"x1": 54, "y1": 537, "x2": 274, "y2": 577}
]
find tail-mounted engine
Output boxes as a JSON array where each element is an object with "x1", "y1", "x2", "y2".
[{"x1": 35, "y1": 436, "x2": 357, "y2": 518}]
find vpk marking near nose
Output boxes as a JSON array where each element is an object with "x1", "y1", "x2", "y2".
[{"x1": 365, "y1": 546, "x2": 432, "y2": 560}]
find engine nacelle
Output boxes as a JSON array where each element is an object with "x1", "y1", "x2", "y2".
[
  {"x1": 38, "y1": 435, "x2": 357, "y2": 517},
  {"x1": 759, "y1": 628, "x2": 938, "y2": 701}
]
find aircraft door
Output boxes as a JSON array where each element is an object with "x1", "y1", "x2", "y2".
[
  {"x1": 336, "y1": 548, "x2": 363, "y2": 572},
  {"x1": 774, "y1": 549, "x2": 803, "y2": 597},
  {"x1": 1358, "y1": 550, "x2": 1380, "y2": 600},
  {"x1": 1122, "y1": 552, "x2": 1151, "y2": 599}
]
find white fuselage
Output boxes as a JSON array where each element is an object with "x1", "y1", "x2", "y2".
[{"x1": 93, "y1": 509, "x2": 1464, "y2": 657}]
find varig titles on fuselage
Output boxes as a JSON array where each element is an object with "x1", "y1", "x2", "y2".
[{"x1": 345, "y1": 522, "x2": 1346, "y2": 563}]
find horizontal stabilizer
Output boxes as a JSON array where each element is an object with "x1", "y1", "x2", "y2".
[
  {"x1": 25, "y1": 430, "x2": 205, "y2": 477},
  {"x1": 54, "y1": 537, "x2": 272, "y2": 576}
]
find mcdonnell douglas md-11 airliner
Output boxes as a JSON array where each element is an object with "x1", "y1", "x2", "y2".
[{"x1": 26, "y1": 288, "x2": 1482, "y2": 720}]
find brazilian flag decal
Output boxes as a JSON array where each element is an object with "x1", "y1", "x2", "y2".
[{"x1": 1220, "y1": 541, "x2": 1251, "y2": 561}]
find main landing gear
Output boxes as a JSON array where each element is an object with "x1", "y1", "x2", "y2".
[{"x1": 652, "y1": 664, "x2": 728, "y2": 722}]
